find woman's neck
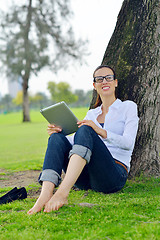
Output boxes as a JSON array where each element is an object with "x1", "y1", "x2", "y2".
[{"x1": 101, "y1": 96, "x2": 116, "y2": 113}]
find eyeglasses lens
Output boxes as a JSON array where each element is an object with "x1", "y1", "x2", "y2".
[{"x1": 94, "y1": 75, "x2": 114, "y2": 83}]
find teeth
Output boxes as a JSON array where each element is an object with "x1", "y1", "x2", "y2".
[{"x1": 103, "y1": 87, "x2": 109, "y2": 90}]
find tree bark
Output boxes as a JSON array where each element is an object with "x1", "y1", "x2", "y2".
[{"x1": 91, "y1": 0, "x2": 160, "y2": 176}]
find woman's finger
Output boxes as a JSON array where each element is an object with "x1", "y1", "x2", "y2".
[
  {"x1": 47, "y1": 126, "x2": 62, "y2": 134},
  {"x1": 48, "y1": 124, "x2": 55, "y2": 128},
  {"x1": 78, "y1": 122, "x2": 89, "y2": 128},
  {"x1": 77, "y1": 120, "x2": 86, "y2": 124}
]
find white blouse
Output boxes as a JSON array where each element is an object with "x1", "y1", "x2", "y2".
[{"x1": 67, "y1": 98, "x2": 139, "y2": 172}]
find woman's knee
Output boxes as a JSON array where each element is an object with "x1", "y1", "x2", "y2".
[
  {"x1": 49, "y1": 132, "x2": 67, "y2": 145},
  {"x1": 74, "y1": 125, "x2": 96, "y2": 147},
  {"x1": 76, "y1": 125, "x2": 94, "y2": 136}
]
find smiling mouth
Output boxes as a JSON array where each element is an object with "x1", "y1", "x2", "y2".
[{"x1": 102, "y1": 86, "x2": 110, "y2": 90}]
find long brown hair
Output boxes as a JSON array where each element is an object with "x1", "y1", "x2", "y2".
[{"x1": 93, "y1": 65, "x2": 117, "y2": 108}]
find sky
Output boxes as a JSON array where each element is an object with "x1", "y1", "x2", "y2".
[{"x1": 0, "y1": 0, "x2": 124, "y2": 97}]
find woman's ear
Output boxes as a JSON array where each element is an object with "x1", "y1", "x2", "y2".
[
  {"x1": 115, "y1": 79, "x2": 118, "y2": 87},
  {"x1": 93, "y1": 82, "x2": 96, "y2": 90}
]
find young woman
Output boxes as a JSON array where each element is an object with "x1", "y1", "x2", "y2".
[{"x1": 27, "y1": 65, "x2": 139, "y2": 214}]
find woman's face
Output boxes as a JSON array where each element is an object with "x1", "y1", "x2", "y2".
[{"x1": 93, "y1": 67, "x2": 117, "y2": 98}]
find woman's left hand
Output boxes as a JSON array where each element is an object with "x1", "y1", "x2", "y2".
[
  {"x1": 77, "y1": 120, "x2": 107, "y2": 138},
  {"x1": 77, "y1": 120, "x2": 99, "y2": 133}
]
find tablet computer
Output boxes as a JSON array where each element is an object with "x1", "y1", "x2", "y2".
[{"x1": 40, "y1": 101, "x2": 78, "y2": 135}]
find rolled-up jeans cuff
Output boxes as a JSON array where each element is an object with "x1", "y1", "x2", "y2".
[
  {"x1": 38, "y1": 169, "x2": 61, "y2": 187},
  {"x1": 69, "y1": 144, "x2": 92, "y2": 164}
]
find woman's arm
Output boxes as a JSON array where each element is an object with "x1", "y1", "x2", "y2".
[{"x1": 103, "y1": 103, "x2": 139, "y2": 150}]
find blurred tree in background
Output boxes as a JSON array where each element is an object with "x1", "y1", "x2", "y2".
[
  {"x1": 12, "y1": 91, "x2": 23, "y2": 106},
  {"x1": 73, "y1": 89, "x2": 92, "y2": 107},
  {"x1": 29, "y1": 92, "x2": 51, "y2": 109},
  {"x1": 48, "y1": 81, "x2": 78, "y2": 104},
  {"x1": 0, "y1": 0, "x2": 87, "y2": 122},
  {"x1": 0, "y1": 87, "x2": 92, "y2": 113},
  {"x1": 0, "y1": 94, "x2": 13, "y2": 113}
]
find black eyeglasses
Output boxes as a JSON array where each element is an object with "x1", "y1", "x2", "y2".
[{"x1": 93, "y1": 75, "x2": 115, "y2": 83}]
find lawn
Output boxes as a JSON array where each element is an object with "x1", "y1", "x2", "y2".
[
  {"x1": 0, "y1": 109, "x2": 160, "y2": 240},
  {"x1": 0, "y1": 108, "x2": 87, "y2": 171}
]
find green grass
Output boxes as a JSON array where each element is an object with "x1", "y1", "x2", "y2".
[
  {"x1": 0, "y1": 110, "x2": 160, "y2": 240},
  {"x1": 0, "y1": 108, "x2": 87, "y2": 171},
  {"x1": 0, "y1": 179, "x2": 160, "y2": 240}
]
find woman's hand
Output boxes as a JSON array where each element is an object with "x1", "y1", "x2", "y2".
[
  {"x1": 47, "y1": 124, "x2": 62, "y2": 136},
  {"x1": 77, "y1": 120, "x2": 107, "y2": 138},
  {"x1": 77, "y1": 120, "x2": 99, "y2": 133}
]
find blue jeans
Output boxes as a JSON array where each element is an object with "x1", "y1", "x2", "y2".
[{"x1": 39, "y1": 125, "x2": 128, "y2": 193}]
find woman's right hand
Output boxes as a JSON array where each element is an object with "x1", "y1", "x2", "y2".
[{"x1": 47, "y1": 124, "x2": 62, "y2": 136}]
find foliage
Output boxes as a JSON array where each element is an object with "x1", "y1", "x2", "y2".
[
  {"x1": 0, "y1": 0, "x2": 86, "y2": 75},
  {"x1": 72, "y1": 89, "x2": 93, "y2": 107},
  {"x1": 10, "y1": 91, "x2": 50, "y2": 109},
  {"x1": 29, "y1": 92, "x2": 50, "y2": 109},
  {"x1": 12, "y1": 91, "x2": 23, "y2": 106},
  {"x1": 0, "y1": 94, "x2": 14, "y2": 113},
  {"x1": 30, "y1": 93, "x2": 43, "y2": 103},
  {"x1": 48, "y1": 81, "x2": 78, "y2": 104},
  {"x1": 0, "y1": 0, "x2": 87, "y2": 121},
  {"x1": 0, "y1": 88, "x2": 92, "y2": 113}
]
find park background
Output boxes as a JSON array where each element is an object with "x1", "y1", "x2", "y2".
[
  {"x1": 0, "y1": 0, "x2": 123, "y2": 111},
  {"x1": 0, "y1": 0, "x2": 160, "y2": 239}
]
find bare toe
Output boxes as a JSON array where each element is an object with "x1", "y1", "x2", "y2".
[
  {"x1": 27, "y1": 205, "x2": 42, "y2": 215},
  {"x1": 27, "y1": 193, "x2": 53, "y2": 215},
  {"x1": 44, "y1": 194, "x2": 68, "y2": 212}
]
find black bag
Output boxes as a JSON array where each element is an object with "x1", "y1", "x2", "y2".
[{"x1": 0, "y1": 187, "x2": 27, "y2": 204}]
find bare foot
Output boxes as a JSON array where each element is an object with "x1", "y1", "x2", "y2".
[
  {"x1": 27, "y1": 192, "x2": 53, "y2": 215},
  {"x1": 44, "y1": 191, "x2": 68, "y2": 212}
]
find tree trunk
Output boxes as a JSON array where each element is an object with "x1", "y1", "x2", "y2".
[
  {"x1": 91, "y1": 0, "x2": 160, "y2": 176},
  {"x1": 22, "y1": 0, "x2": 32, "y2": 122},
  {"x1": 22, "y1": 79, "x2": 30, "y2": 122}
]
